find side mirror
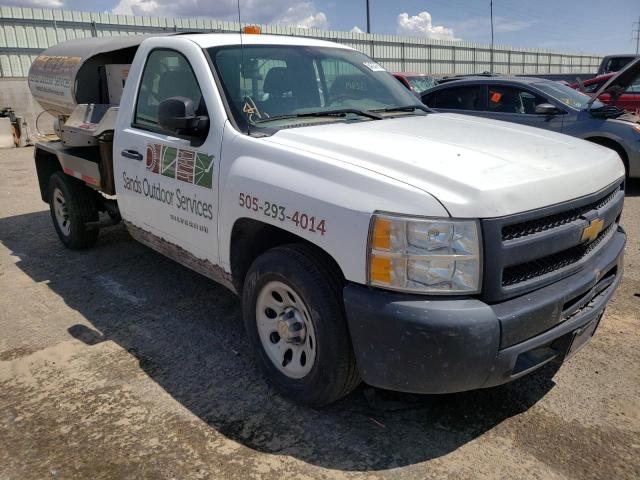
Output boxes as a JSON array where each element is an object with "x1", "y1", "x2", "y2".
[
  {"x1": 535, "y1": 103, "x2": 559, "y2": 115},
  {"x1": 158, "y1": 96, "x2": 209, "y2": 139}
]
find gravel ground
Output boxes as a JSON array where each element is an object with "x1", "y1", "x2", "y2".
[{"x1": 1, "y1": 146, "x2": 639, "y2": 480}]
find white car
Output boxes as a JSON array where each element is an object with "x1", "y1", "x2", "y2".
[{"x1": 31, "y1": 32, "x2": 626, "y2": 405}]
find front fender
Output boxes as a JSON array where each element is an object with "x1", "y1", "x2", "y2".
[
  {"x1": 574, "y1": 122, "x2": 638, "y2": 176},
  {"x1": 217, "y1": 124, "x2": 449, "y2": 284}
]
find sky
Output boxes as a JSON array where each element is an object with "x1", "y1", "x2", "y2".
[{"x1": 4, "y1": 0, "x2": 640, "y2": 54}]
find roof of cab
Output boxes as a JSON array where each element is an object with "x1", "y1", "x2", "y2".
[{"x1": 179, "y1": 32, "x2": 354, "y2": 50}]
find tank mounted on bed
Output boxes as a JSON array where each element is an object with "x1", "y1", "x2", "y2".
[{"x1": 28, "y1": 35, "x2": 161, "y2": 147}]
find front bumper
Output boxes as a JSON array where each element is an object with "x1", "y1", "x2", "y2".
[{"x1": 343, "y1": 227, "x2": 626, "y2": 394}]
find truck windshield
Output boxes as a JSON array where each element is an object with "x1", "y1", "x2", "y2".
[
  {"x1": 605, "y1": 57, "x2": 635, "y2": 73},
  {"x1": 208, "y1": 45, "x2": 422, "y2": 132},
  {"x1": 535, "y1": 81, "x2": 604, "y2": 110}
]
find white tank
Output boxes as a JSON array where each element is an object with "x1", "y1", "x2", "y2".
[{"x1": 28, "y1": 34, "x2": 162, "y2": 115}]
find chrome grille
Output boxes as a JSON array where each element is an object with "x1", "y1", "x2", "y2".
[
  {"x1": 501, "y1": 188, "x2": 619, "y2": 241},
  {"x1": 481, "y1": 180, "x2": 624, "y2": 302},
  {"x1": 502, "y1": 223, "x2": 615, "y2": 287}
]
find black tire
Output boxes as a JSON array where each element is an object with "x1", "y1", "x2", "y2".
[
  {"x1": 242, "y1": 244, "x2": 360, "y2": 406},
  {"x1": 48, "y1": 172, "x2": 99, "y2": 249}
]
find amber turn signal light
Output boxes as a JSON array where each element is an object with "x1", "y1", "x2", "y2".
[{"x1": 372, "y1": 217, "x2": 391, "y2": 250}]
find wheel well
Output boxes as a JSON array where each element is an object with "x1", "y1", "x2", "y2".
[
  {"x1": 585, "y1": 136, "x2": 629, "y2": 175},
  {"x1": 230, "y1": 218, "x2": 345, "y2": 293},
  {"x1": 34, "y1": 147, "x2": 62, "y2": 203}
]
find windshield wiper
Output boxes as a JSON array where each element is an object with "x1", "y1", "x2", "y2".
[
  {"x1": 253, "y1": 108, "x2": 383, "y2": 124},
  {"x1": 373, "y1": 104, "x2": 431, "y2": 114}
]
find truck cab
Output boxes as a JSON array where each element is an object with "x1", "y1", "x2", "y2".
[
  {"x1": 597, "y1": 54, "x2": 640, "y2": 76},
  {"x1": 31, "y1": 33, "x2": 626, "y2": 406}
]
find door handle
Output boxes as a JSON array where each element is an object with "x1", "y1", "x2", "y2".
[{"x1": 121, "y1": 149, "x2": 143, "y2": 161}]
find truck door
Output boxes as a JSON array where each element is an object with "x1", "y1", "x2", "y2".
[{"x1": 114, "y1": 41, "x2": 224, "y2": 266}]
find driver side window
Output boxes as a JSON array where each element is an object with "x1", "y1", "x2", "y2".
[
  {"x1": 134, "y1": 49, "x2": 206, "y2": 130},
  {"x1": 431, "y1": 85, "x2": 484, "y2": 110},
  {"x1": 486, "y1": 86, "x2": 547, "y2": 114}
]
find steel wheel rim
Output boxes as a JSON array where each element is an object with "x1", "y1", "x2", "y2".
[
  {"x1": 53, "y1": 187, "x2": 71, "y2": 236},
  {"x1": 256, "y1": 280, "x2": 317, "y2": 379}
]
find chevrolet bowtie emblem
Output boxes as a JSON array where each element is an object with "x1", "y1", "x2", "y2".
[{"x1": 581, "y1": 218, "x2": 604, "y2": 244}]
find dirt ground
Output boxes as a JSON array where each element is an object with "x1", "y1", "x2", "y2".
[{"x1": 1, "y1": 146, "x2": 639, "y2": 480}]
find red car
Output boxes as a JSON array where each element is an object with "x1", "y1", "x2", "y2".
[
  {"x1": 570, "y1": 73, "x2": 640, "y2": 113},
  {"x1": 392, "y1": 72, "x2": 437, "y2": 95}
]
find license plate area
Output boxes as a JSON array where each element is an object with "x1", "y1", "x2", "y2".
[{"x1": 566, "y1": 313, "x2": 603, "y2": 359}]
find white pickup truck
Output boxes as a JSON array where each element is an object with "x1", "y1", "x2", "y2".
[{"x1": 30, "y1": 32, "x2": 626, "y2": 406}]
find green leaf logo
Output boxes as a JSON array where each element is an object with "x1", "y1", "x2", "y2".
[
  {"x1": 161, "y1": 146, "x2": 177, "y2": 179},
  {"x1": 194, "y1": 153, "x2": 214, "y2": 188},
  {"x1": 147, "y1": 143, "x2": 214, "y2": 189}
]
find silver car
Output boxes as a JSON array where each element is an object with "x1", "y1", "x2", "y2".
[{"x1": 422, "y1": 59, "x2": 640, "y2": 178}]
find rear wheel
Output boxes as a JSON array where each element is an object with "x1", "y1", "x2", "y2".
[
  {"x1": 242, "y1": 244, "x2": 360, "y2": 406},
  {"x1": 48, "y1": 172, "x2": 99, "y2": 249}
]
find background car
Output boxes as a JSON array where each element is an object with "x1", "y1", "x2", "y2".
[
  {"x1": 392, "y1": 72, "x2": 437, "y2": 95},
  {"x1": 570, "y1": 73, "x2": 640, "y2": 112},
  {"x1": 421, "y1": 63, "x2": 640, "y2": 178},
  {"x1": 597, "y1": 54, "x2": 639, "y2": 75}
]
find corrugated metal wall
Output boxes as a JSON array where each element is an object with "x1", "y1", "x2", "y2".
[{"x1": 0, "y1": 5, "x2": 602, "y2": 78}]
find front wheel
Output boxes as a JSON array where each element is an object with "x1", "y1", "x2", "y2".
[{"x1": 242, "y1": 244, "x2": 360, "y2": 406}]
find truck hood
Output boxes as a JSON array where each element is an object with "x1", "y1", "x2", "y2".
[{"x1": 265, "y1": 113, "x2": 624, "y2": 218}]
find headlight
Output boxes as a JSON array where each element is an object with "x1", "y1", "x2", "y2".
[{"x1": 368, "y1": 213, "x2": 481, "y2": 294}]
